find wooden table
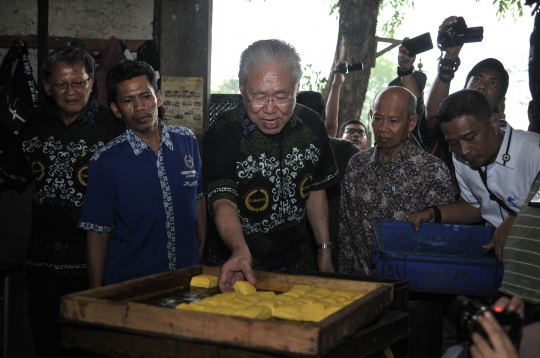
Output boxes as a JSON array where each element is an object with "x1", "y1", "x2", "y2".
[{"x1": 61, "y1": 310, "x2": 408, "y2": 358}]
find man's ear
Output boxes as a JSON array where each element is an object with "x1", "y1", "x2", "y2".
[
  {"x1": 497, "y1": 96, "x2": 506, "y2": 114},
  {"x1": 89, "y1": 77, "x2": 95, "y2": 93},
  {"x1": 490, "y1": 112, "x2": 501, "y2": 133},
  {"x1": 369, "y1": 109, "x2": 373, "y2": 119},
  {"x1": 110, "y1": 102, "x2": 122, "y2": 119},
  {"x1": 408, "y1": 114, "x2": 419, "y2": 132},
  {"x1": 42, "y1": 80, "x2": 52, "y2": 96},
  {"x1": 156, "y1": 90, "x2": 162, "y2": 107},
  {"x1": 239, "y1": 83, "x2": 245, "y2": 95}
]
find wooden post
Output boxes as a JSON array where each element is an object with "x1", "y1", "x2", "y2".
[
  {"x1": 37, "y1": 0, "x2": 49, "y2": 103},
  {"x1": 159, "y1": 0, "x2": 212, "y2": 143}
]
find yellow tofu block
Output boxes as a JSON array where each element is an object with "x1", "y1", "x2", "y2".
[
  {"x1": 216, "y1": 291, "x2": 243, "y2": 300},
  {"x1": 242, "y1": 294, "x2": 262, "y2": 303},
  {"x1": 338, "y1": 299, "x2": 356, "y2": 307},
  {"x1": 274, "y1": 295, "x2": 295, "y2": 303},
  {"x1": 198, "y1": 297, "x2": 223, "y2": 306},
  {"x1": 212, "y1": 306, "x2": 236, "y2": 316},
  {"x1": 300, "y1": 303, "x2": 326, "y2": 322},
  {"x1": 220, "y1": 300, "x2": 247, "y2": 310},
  {"x1": 295, "y1": 297, "x2": 317, "y2": 304},
  {"x1": 251, "y1": 305, "x2": 272, "y2": 319},
  {"x1": 275, "y1": 305, "x2": 301, "y2": 321},
  {"x1": 289, "y1": 285, "x2": 312, "y2": 295},
  {"x1": 256, "y1": 291, "x2": 276, "y2": 299},
  {"x1": 256, "y1": 300, "x2": 278, "y2": 316},
  {"x1": 311, "y1": 288, "x2": 332, "y2": 296},
  {"x1": 232, "y1": 305, "x2": 272, "y2": 320},
  {"x1": 280, "y1": 300, "x2": 303, "y2": 307},
  {"x1": 319, "y1": 297, "x2": 343, "y2": 306},
  {"x1": 233, "y1": 280, "x2": 257, "y2": 295},
  {"x1": 302, "y1": 293, "x2": 327, "y2": 300},
  {"x1": 353, "y1": 293, "x2": 366, "y2": 300},
  {"x1": 324, "y1": 306, "x2": 342, "y2": 318},
  {"x1": 282, "y1": 291, "x2": 301, "y2": 298},
  {"x1": 331, "y1": 290, "x2": 355, "y2": 300},
  {"x1": 190, "y1": 274, "x2": 219, "y2": 288}
]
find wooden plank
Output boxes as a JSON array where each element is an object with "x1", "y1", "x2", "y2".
[
  {"x1": 60, "y1": 265, "x2": 393, "y2": 356},
  {"x1": 0, "y1": 35, "x2": 147, "y2": 52},
  {"x1": 61, "y1": 311, "x2": 408, "y2": 358}
]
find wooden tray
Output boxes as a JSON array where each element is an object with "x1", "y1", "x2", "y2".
[{"x1": 60, "y1": 265, "x2": 392, "y2": 357}]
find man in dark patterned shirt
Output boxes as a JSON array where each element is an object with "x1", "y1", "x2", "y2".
[
  {"x1": 203, "y1": 40, "x2": 339, "y2": 292},
  {"x1": 0, "y1": 47, "x2": 125, "y2": 356},
  {"x1": 339, "y1": 86, "x2": 455, "y2": 276}
]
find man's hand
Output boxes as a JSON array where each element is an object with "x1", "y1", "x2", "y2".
[
  {"x1": 398, "y1": 39, "x2": 416, "y2": 72},
  {"x1": 493, "y1": 296, "x2": 525, "y2": 320},
  {"x1": 317, "y1": 249, "x2": 335, "y2": 273},
  {"x1": 218, "y1": 245, "x2": 256, "y2": 292},
  {"x1": 409, "y1": 208, "x2": 435, "y2": 232},
  {"x1": 438, "y1": 16, "x2": 464, "y2": 58},
  {"x1": 469, "y1": 311, "x2": 519, "y2": 358},
  {"x1": 332, "y1": 60, "x2": 347, "y2": 85},
  {"x1": 482, "y1": 214, "x2": 516, "y2": 262}
]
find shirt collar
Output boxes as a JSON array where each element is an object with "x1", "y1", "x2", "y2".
[
  {"x1": 48, "y1": 96, "x2": 100, "y2": 126},
  {"x1": 369, "y1": 139, "x2": 414, "y2": 165},
  {"x1": 126, "y1": 119, "x2": 172, "y2": 156}
]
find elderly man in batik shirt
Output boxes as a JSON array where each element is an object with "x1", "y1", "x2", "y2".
[
  {"x1": 203, "y1": 39, "x2": 339, "y2": 292},
  {"x1": 339, "y1": 86, "x2": 454, "y2": 276}
]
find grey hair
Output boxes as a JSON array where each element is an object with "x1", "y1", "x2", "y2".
[
  {"x1": 238, "y1": 39, "x2": 302, "y2": 86},
  {"x1": 372, "y1": 86, "x2": 417, "y2": 117},
  {"x1": 43, "y1": 46, "x2": 94, "y2": 81}
]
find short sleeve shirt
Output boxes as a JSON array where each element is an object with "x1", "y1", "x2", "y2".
[
  {"x1": 454, "y1": 125, "x2": 540, "y2": 228},
  {"x1": 339, "y1": 140, "x2": 455, "y2": 276},
  {"x1": 203, "y1": 103, "x2": 339, "y2": 271},
  {"x1": 78, "y1": 121, "x2": 202, "y2": 285}
]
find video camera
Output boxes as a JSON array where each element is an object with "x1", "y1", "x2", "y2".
[
  {"x1": 437, "y1": 17, "x2": 484, "y2": 48},
  {"x1": 448, "y1": 296, "x2": 522, "y2": 348}
]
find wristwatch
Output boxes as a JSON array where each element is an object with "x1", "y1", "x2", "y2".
[{"x1": 317, "y1": 243, "x2": 334, "y2": 250}]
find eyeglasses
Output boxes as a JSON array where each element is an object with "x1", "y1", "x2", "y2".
[
  {"x1": 344, "y1": 128, "x2": 366, "y2": 136},
  {"x1": 247, "y1": 95, "x2": 295, "y2": 108},
  {"x1": 48, "y1": 78, "x2": 92, "y2": 92}
]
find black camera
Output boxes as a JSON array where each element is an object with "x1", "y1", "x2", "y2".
[
  {"x1": 334, "y1": 63, "x2": 363, "y2": 73},
  {"x1": 402, "y1": 32, "x2": 433, "y2": 57},
  {"x1": 437, "y1": 17, "x2": 484, "y2": 48},
  {"x1": 448, "y1": 296, "x2": 522, "y2": 347}
]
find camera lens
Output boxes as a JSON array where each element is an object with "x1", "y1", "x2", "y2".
[{"x1": 437, "y1": 31, "x2": 454, "y2": 48}]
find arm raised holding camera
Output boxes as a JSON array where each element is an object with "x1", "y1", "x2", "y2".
[
  {"x1": 398, "y1": 38, "x2": 421, "y2": 98},
  {"x1": 325, "y1": 60, "x2": 347, "y2": 137},
  {"x1": 425, "y1": 16, "x2": 463, "y2": 134}
]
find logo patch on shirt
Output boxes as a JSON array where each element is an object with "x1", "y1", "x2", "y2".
[
  {"x1": 184, "y1": 180, "x2": 198, "y2": 187},
  {"x1": 77, "y1": 165, "x2": 88, "y2": 186},
  {"x1": 184, "y1": 154, "x2": 194, "y2": 169},
  {"x1": 31, "y1": 160, "x2": 45, "y2": 181},
  {"x1": 300, "y1": 174, "x2": 313, "y2": 199},
  {"x1": 244, "y1": 187, "x2": 269, "y2": 213}
]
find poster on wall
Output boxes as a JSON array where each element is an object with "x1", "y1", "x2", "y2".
[{"x1": 161, "y1": 76, "x2": 203, "y2": 135}]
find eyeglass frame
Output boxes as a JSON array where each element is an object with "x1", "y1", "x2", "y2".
[
  {"x1": 246, "y1": 94, "x2": 296, "y2": 108},
  {"x1": 344, "y1": 127, "x2": 366, "y2": 136},
  {"x1": 47, "y1": 77, "x2": 92, "y2": 92}
]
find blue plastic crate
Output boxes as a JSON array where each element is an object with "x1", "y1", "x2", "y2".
[{"x1": 372, "y1": 220, "x2": 503, "y2": 296}]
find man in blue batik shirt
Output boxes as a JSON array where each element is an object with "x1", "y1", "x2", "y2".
[{"x1": 78, "y1": 61, "x2": 206, "y2": 287}]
